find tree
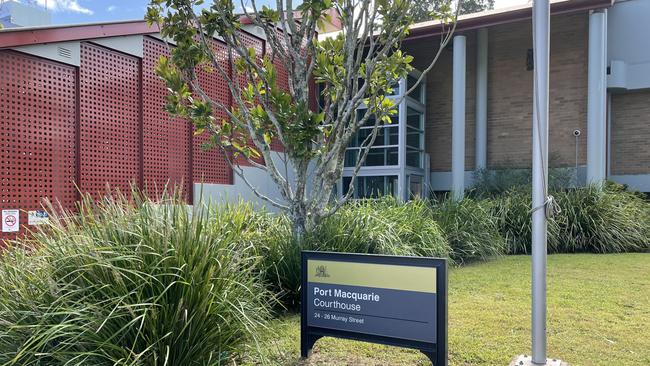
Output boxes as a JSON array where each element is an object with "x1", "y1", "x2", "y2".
[
  {"x1": 411, "y1": 0, "x2": 494, "y2": 23},
  {"x1": 146, "y1": 0, "x2": 458, "y2": 238}
]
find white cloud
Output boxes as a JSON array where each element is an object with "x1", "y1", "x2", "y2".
[
  {"x1": 107, "y1": 5, "x2": 117, "y2": 12},
  {"x1": 35, "y1": 0, "x2": 94, "y2": 15}
]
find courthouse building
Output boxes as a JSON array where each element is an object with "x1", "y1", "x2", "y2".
[{"x1": 1, "y1": 0, "x2": 649, "y2": 240}]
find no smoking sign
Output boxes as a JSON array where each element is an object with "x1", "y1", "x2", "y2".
[{"x1": 2, "y1": 209, "x2": 20, "y2": 233}]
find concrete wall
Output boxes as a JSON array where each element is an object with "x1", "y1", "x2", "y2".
[
  {"x1": 194, "y1": 152, "x2": 296, "y2": 211},
  {"x1": 606, "y1": 0, "x2": 650, "y2": 192},
  {"x1": 607, "y1": 0, "x2": 650, "y2": 91},
  {"x1": 194, "y1": 166, "x2": 285, "y2": 211}
]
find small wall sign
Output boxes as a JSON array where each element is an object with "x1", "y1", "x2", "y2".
[
  {"x1": 301, "y1": 251, "x2": 447, "y2": 365},
  {"x1": 28, "y1": 210, "x2": 49, "y2": 226},
  {"x1": 2, "y1": 209, "x2": 20, "y2": 233}
]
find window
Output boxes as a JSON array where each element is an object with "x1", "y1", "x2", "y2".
[
  {"x1": 341, "y1": 71, "x2": 426, "y2": 201},
  {"x1": 406, "y1": 107, "x2": 424, "y2": 168},
  {"x1": 342, "y1": 175, "x2": 398, "y2": 199},
  {"x1": 407, "y1": 74, "x2": 424, "y2": 103},
  {"x1": 345, "y1": 111, "x2": 399, "y2": 167}
]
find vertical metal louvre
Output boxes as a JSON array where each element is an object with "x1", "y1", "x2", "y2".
[
  {"x1": 79, "y1": 43, "x2": 141, "y2": 197},
  {"x1": 193, "y1": 38, "x2": 233, "y2": 185},
  {"x1": 260, "y1": 31, "x2": 286, "y2": 152},
  {"x1": 0, "y1": 51, "x2": 77, "y2": 242},
  {"x1": 142, "y1": 37, "x2": 193, "y2": 199},
  {"x1": 234, "y1": 31, "x2": 280, "y2": 163}
]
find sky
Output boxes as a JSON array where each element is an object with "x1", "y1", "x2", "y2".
[{"x1": 9, "y1": 0, "x2": 531, "y2": 25}]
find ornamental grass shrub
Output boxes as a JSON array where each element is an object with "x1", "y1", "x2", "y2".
[
  {"x1": 262, "y1": 197, "x2": 450, "y2": 308},
  {"x1": 493, "y1": 183, "x2": 650, "y2": 254},
  {"x1": 492, "y1": 186, "x2": 561, "y2": 255},
  {"x1": 430, "y1": 197, "x2": 505, "y2": 264},
  {"x1": 0, "y1": 191, "x2": 272, "y2": 366},
  {"x1": 308, "y1": 197, "x2": 449, "y2": 257},
  {"x1": 553, "y1": 183, "x2": 650, "y2": 253}
]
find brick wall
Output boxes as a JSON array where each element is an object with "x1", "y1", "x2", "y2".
[
  {"x1": 404, "y1": 12, "x2": 589, "y2": 172},
  {"x1": 406, "y1": 32, "x2": 477, "y2": 172},
  {"x1": 610, "y1": 90, "x2": 650, "y2": 175}
]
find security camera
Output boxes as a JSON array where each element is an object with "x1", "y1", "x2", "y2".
[{"x1": 573, "y1": 129, "x2": 581, "y2": 137}]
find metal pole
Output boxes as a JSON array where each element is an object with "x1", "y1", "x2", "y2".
[{"x1": 532, "y1": 0, "x2": 549, "y2": 364}]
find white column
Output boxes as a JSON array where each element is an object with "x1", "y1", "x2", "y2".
[
  {"x1": 397, "y1": 78, "x2": 408, "y2": 201},
  {"x1": 475, "y1": 28, "x2": 488, "y2": 171},
  {"x1": 587, "y1": 9, "x2": 608, "y2": 186},
  {"x1": 452, "y1": 35, "x2": 466, "y2": 201}
]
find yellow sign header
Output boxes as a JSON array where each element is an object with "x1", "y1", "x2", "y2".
[{"x1": 307, "y1": 259, "x2": 436, "y2": 294}]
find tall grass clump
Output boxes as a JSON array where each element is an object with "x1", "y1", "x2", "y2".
[
  {"x1": 553, "y1": 183, "x2": 650, "y2": 253},
  {"x1": 0, "y1": 191, "x2": 272, "y2": 366},
  {"x1": 194, "y1": 199, "x2": 299, "y2": 309},
  {"x1": 264, "y1": 197, "x2": 449, "y2": 307},
  {"x1": 472, "y1": 166, "x2": 576, "y2": 198},
  {"x1": 431, "y1": 197, "x2": 505, "y2": 263},
  {"x1": 308, "y1": 197, "x2": 450, "y2": 258},
  {"x1": 492, "y1": 183, "x2": 650, "y2": 254},
  {"x1": 492, "y1": 186, "x2": 560, "y2": 254}
]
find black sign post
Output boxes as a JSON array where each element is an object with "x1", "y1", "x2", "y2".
[{"x1": 301, "y1": 251, "x2": 447, "y2": 365}]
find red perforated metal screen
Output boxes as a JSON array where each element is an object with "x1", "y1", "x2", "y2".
[
  {"x1": 0, "y1": 51, "x2": 77, "y2": 242},
  {"x1": 193, "y1": 38, "x2": 233, "y2": 184},
  {"x1": 79, "y1": 43, "x2": 141, "y2": 197},
  {"x1": 0, "y1": 30, "x2": 285, "y2": 244},
  {"x1": 234, "y1": 32, "x2": 285, "y2": 162},
  {"x1": 142, "y1": 37, "x2": 193, "y2": 198}
]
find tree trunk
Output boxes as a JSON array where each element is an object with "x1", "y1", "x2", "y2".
[{"x1": 290, "y1": 204, "x2": 309, "y2": 245}]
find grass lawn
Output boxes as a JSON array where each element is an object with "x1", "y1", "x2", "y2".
[{"x1": 243, "y1": 254, "x2": 650, "y2": 366}]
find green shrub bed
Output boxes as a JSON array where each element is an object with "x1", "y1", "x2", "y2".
[
  {"x1": 553, "y1": 184, "x2": 650, "y2": 253},
  {"x1": 259, "y1": 197, "x2": 450, "y2": 308},
  {"x1": 430, "y1": 197, "x2": 505, "y2": 264},
  {"x1": 0, "y1": 183, "x2": 647, "y2": 363},
  {"x1": 0, "y1": 193, "x2": 272, "y2": 366},
  {"x1": 493, "y1": 183, "x2": 650, "y2": 254}
]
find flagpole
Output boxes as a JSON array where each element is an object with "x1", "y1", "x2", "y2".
[{"x1": 531, "y1": 0, "x2": 550, "y2": 364}]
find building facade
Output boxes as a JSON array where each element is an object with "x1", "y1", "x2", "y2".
[
  {"x1": 0, "y1": 20, "x2": 280, "y2": 241},
  {"x1": 398, "y1": 0, "x2": 650, "y2": 196},
  {"x1": 1, "y1": 0, "x2": 649, "y2": 241}
]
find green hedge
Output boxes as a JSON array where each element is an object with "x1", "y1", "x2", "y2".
[
  {"x1": 1, "y1": 183, "x2": 647, "y2": 363},
  {"x1": 234, "y1": 186, "x2": 649, "y2": 308}
]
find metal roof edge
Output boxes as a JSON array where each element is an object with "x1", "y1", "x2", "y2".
[
  {"x1": 0, "y1": 0, "x2": 614, "y2": 48},
  {"x1": 405, "y1": 0, "x2": 614, "y2": 41},
  {"x1": 0, "y1": 20, "x2": 157, "y2": 48},
  {"x1": 0, "y1": 18, "x2": 267, "y2": 49}
]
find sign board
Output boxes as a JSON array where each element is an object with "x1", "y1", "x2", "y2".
[
  {"x1": 28, "y1": 210, "x2": 49, "y2": 226},
  {"x1": 2, "y1": 209, "x2": 20, "y2": 233},
  {"x1": 301, "y1": 251, "x2": 447, "y2": 365}
]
